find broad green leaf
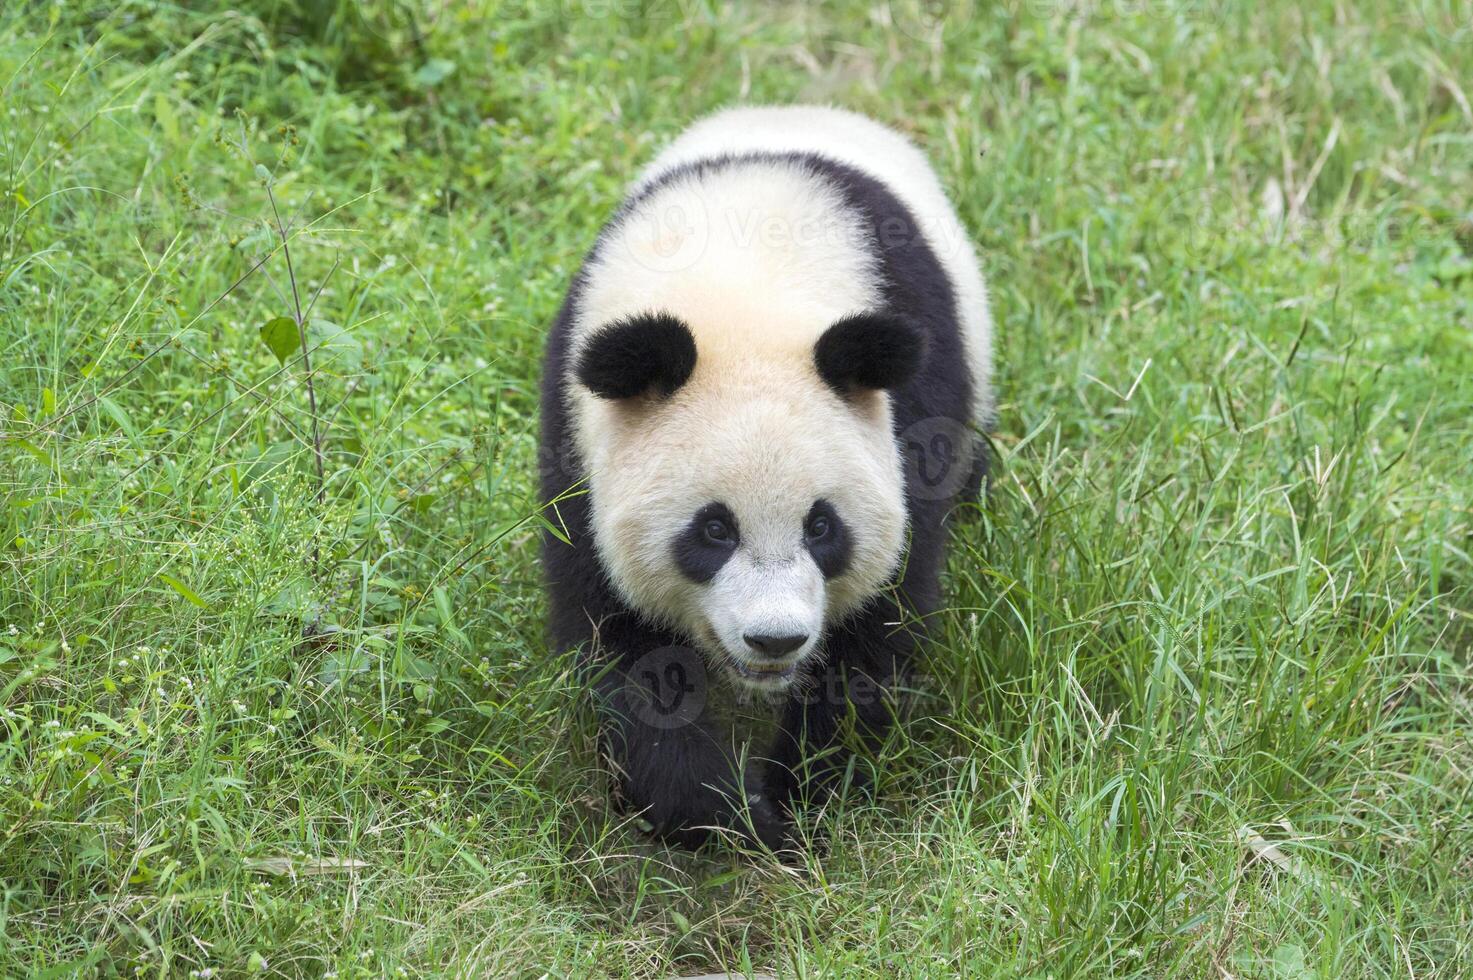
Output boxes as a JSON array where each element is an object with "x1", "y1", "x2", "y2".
[
  {"x1": 308, "y1": 319, "x2": 363, "y2": 371},
  {"x1": 17, "y1": 440, "x2": 52, "y2": 466},
  {"x1": 413, "y1": 58, "x2": 456, "y2": 88},
  {"x1": 97, "y1": 396, "x2": 136, "y2": 438},
  {"x1": 159, "y1": 572, "x2": 208, "y2": 608},
  {"x1": 1436, "y1": 253, "x2": 1472, "y2": 282},
  {"x1": 233, "y1": 226, "x2": 275, "y2": 254},
  {"x1": 394, "y1": 650, "x2": 438, "y2": 682},
  {"x1": 319, "y1": 646, "x2": 375, "y2": 687},
  {"x1": 1271, "y1": 943, "x2": 1312, "y2": 980},
  {"x1": 242, "y1": 441, "x2": 298, "y2": 487},
  {"x1": 154, "y1": 92, "x2": 178, "y2": 143},
  {"x1": 433, "y1": 584, "x2": 470, "y2": 650},
  {"x1": 263, "y1": 576, "x2": 315, "y2": 617},
  {"x1": 433, "y1": 584, "x2": 455, "y2": 625},
  {"x1": 259, "y1": 317, "x2": 300, "y2": 365}
]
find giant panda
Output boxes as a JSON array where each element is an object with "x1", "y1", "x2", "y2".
[{"x1": 540, "y1": 105, "x2": 993, "y2": 852}]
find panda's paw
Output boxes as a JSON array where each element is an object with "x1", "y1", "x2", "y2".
[{"x1": 739, "y1": 793, "x2": 803, "y2": 863}]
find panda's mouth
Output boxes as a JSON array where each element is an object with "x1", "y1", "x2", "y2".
[{"x1": 728, "y1": 659, "x2": 799, "y2": 684}]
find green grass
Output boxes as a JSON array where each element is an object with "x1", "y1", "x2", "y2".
[{"x1": 2, "y1": 0, "x2": 1471, "y2": 975}]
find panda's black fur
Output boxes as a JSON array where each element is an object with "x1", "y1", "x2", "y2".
[{"x1": 540, "y1": 150, "x2": 983, "y2": 853}]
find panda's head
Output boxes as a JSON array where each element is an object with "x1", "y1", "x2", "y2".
[{"x1": 571, "y1": 310, "x2": 923, "y2": 691}]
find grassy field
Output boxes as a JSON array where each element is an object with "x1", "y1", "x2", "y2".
[{"x1": 2, "y1": 0, "x2": 1471, "y2": 975}]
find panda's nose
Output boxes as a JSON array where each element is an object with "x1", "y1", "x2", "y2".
[{"x1": 743, "y1": 632, "x2": 809, "y2": 658}]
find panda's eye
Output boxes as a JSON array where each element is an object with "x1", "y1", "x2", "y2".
[
  {"x1": 803, "y1": 499, "x2": 851, "y2": 579},
  {"x1": 675, "y1": 503, "x2": 740, "y2": 583}
]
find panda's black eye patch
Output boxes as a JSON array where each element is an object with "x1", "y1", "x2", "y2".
[
  {"x1": 804, "y1": 499, "x2": 851, "y2": 579},
  {"x1": 674, "y1": 502, "x2": 739, "y2": 584}
]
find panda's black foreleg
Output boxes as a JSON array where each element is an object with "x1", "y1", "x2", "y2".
[{"x1": 590, "y1": 650, "x2": 794, "y2": 854}]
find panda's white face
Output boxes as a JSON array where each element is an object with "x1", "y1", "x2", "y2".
[
  {"x1": 566, "y1": 159, "x2": 925, "y2": 690},
  {"x1": 581, "y1": 370, "x2": 908, "y2": 691}
]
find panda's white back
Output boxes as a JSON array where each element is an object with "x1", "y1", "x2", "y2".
[{"x1": 636, "y1": 105, "x2": 992, "y2": 424}]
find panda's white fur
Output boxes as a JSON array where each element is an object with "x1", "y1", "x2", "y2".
[{"x1": 565, "y1": 107, "x2": 990, "y2": 689}]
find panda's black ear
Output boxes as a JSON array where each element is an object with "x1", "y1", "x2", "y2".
[
  {"x1": 575, "y1": 312, "x2": 697, "y2": 400},
  {"x1": 813, "y1": 312, "x2": 926, "y2": 396}
]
